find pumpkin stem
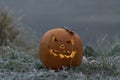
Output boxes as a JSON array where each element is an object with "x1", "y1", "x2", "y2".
[{"x1": 61, "y1": 27, "x2": 74, "y2": 35}]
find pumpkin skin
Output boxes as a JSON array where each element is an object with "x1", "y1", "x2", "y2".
[{"x1": 39, "y1": 28, "x2": 83, "y2": 70}]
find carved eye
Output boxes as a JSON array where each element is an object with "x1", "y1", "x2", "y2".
[
  {"x1": 52, "y1": 36, "x2": 58, "y2": 42},
  {"x1": 67, "y1": 39, "x2": 75, "y2": 45},
  {"x1": 66, "y1": 41, "x2": 71, "y2": 44}
]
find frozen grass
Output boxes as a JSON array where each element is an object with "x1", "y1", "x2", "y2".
[
  {"x1": 0, "y1": 45, "x2": 120, "y2": 80},
  {"x1": 0, "y1": 8, "x2": 38, "y2": 52},
  {"x1": 0, "y1": 8, "x2": 19, "y2": 46},
  {"x1": 0, "y1": 8, "x2": 120, "y2": 80}
]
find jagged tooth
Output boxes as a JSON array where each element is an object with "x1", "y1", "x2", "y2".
[
  {"x1": 52, "y1": 53, "x2": 58, "y2": 56},
  {"x1": 54, "y1": 50, "x2": 58, "y2": 53},
  {"x1": 67, "y1": 51, "x2": 70, "y2": 54},
  {"x1": 70, "y1": 51, "x2": 76, "y2": 58},
  {"x1": 50, "y1": 49, "x2": 53, "y2": 53},
  {"x1": 66, "y1": 56, "x2": 70, "y2": 58},
  {"x1": 59, "y1": 54, "x2": 64, "y2": 59}
]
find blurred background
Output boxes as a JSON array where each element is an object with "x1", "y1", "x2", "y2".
[{"x1": 0, "y1": 0, "x2": 120, "y2": 46}]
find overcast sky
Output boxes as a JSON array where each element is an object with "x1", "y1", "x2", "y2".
[
  {"x1": 0, "y1": 0, "x2": 120, "y2": 44},
  {"x1": 1, "y1": 0, "x2": 120, "y2": 15},
  {"x1": 4, "y1": 0, "x2": 119, "y2": 26},
  {"x1": 0, "y1": 0, "x2": 120, "y2": 27}
]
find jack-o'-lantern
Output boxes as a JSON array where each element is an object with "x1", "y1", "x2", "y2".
[{"x1": 39, "y1": 27, "x2": 83, "y2": 70}]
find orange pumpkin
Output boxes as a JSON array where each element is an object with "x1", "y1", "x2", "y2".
[{"x1": 39, "y1": 27, "x2": 83, "y2": 70}]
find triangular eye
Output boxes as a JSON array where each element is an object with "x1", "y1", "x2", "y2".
[
  {"x1": 67, "y1": 39, "x2": 75, "y2": 45},
  {"x1": 52, "y1": 36, "x2": 58, "y2": 42},
  {"x1": 71, "y1": 39, "x2": 75, "y2": 45},
  {"x1": 66, "y1": 40, "x2": 71, "y2": 44}
]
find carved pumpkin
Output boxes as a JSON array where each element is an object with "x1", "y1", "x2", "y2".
[{"x1": 39, "y1": 27, "x2": 83, "y2": 70}]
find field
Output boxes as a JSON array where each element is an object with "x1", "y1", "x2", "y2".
[
  {"x1": 0, "y1": 9, "x2": 120, "y2": 80},
  {"x1": 0, "y1": 38, "x2": 120, "y2": 80}
]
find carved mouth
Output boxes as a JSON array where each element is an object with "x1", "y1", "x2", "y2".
[{"x1": 49, "y1": 49, "x2": 76, "y2": 59}]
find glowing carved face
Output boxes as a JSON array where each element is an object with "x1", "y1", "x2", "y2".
[
  {"x1": 49, "y1": 36, "x2": 76, "y2": 59},
  {"x1": 39, "y1": 28, "x2": 83, "y2": 70}
]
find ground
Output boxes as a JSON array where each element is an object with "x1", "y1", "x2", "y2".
[{"x1": 0, "y1": 45, "x2": 119, "y2": 80}]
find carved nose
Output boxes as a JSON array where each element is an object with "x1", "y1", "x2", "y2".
[{"x1": 59, "y1": 44, "x2": 65, "y2": 49}]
